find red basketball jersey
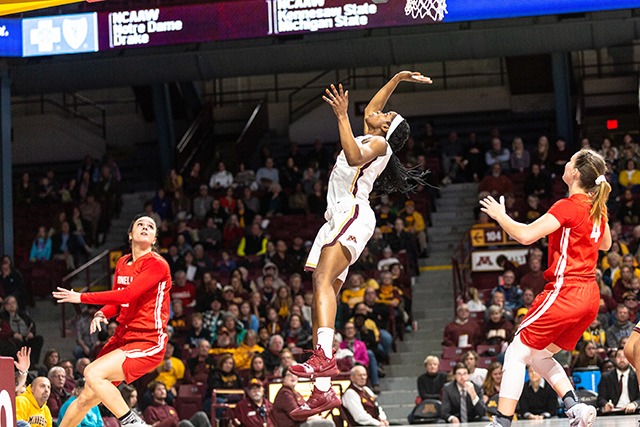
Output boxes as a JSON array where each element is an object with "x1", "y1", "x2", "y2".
[
  {"x1": 544, "y1": 193, "x2": 604, "y2": 282},
  {"x1": 81, "y1": 251, "x2": 172, "y2": 332}
]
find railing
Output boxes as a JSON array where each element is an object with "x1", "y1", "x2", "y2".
[
  {"x1": 13, "y1": 92, "x2": 107, "y2": 139},
  {"x1": 236, "y1": 98, "x2": 269, "y2": 154},
  {"x1": 451, "y1": 230, "x2": 472, "y2": 315},
  {"x1": 59, "y1": 249, "x2": 111, "y2": 338},
  {"x1": 176, "y1": 102, "x2": 214, "y2": 175}
]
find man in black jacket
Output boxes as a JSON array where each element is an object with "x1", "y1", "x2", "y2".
[
  {"x1": 0, "y1": 295, "x2": 43, "y2": 366},
  {"x1": 441, "y1": 363, "x2": 486, "y2": 423},
  {"x1": 598, "y1": 348, "x2": 640, "y2": 414}
]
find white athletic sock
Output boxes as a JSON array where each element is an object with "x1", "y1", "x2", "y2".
[
  {"x1": 316, "y1": 327, "x2": 334, "y2": 358},
  {"x1": 316, "y1": 377, "x2": 331, "y2": 391}
]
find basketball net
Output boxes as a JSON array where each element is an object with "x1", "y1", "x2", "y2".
[{"x1": 405, "y1": 0, "x2": 447, "y2": 21}]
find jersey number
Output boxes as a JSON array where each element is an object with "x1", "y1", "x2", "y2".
[{"x1": 590, "y1": 223, "x2": 601, "y2": 243}]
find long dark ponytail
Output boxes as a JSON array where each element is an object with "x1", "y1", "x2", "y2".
[{"x1": 373, "y1": 118, "x2": 430, "y2": 195}]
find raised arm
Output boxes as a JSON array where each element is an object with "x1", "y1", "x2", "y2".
[
  {"x1": 323, "y1": 84, "x2": 387, "y2": 167},
  {"x1": 480, "y1": 196, "x2": 561, "y2": 245},
  {"x1": 363, "y1": 71, "x2": 431, "y2": 134}
]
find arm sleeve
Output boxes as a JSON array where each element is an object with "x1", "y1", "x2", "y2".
[
  {"x1": 44, "y1": 239, "x2": 52, "y2": 261},
  {"x1": 98, "y1": 305, "x2": 120, "y2": 319},
  {"x1": 597, "y1": 375, "x2": 610, "y2": 408},
  {"x1": 237, "y1": 238, "x2": 246, "y2": 256},
  {"x1": 342, "y1": 389, "x2": 380, "y2": 426},
  {"x1": 80, "y1": 258, "x2": 167, "y2": 306},
  {"x1": 256, "y1": 238, "x2": 268, "y2": 256},
  {"x1": 414, "y1": 213, "x2": 425, "y2": 232},
  {"x1": 440, "y1": 387, "x2": 453, "y2": 420}
]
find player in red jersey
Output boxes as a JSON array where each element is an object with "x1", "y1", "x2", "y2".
[
  {"x1": 480, "y1": 149, "x2": 611, "y2": 427},
  {"x1": 53, "y1": 214, "x2": 171, "y2": 427}
]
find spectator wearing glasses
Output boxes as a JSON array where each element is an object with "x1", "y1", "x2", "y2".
[
  {"x1": 440, "y1": 363, "x2": 486, "y2": 423},
  {"x1": 443, "y1": 304, "x2": 482, "y2": 348}
]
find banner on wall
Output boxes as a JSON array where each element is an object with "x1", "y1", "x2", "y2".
[
  {"x1": 471, "y1": 248, "x2": 529, "y2": 272},
  {"x1": 22, "y1": 13, "x2": 98, "y2": 57},
  {"x1": 469, "y1": 227, "x2": 519, "y2": 247}
]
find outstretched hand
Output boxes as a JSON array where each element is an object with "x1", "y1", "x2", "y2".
[
  {"x1": 14, "y1": 347, "x2": 30, "y2": 373},
  {"x1": 90, "y1": 313, "x2": 109, "y2": 334},
  {"x1": 52, "y1": 287, "x2": 82, "y2": 304},
  {"x1": 396, "y1": 71, "x2": 432, "y2": 84},
  {"x1": 479, "y1": 195, "x2": 506, "y2": 220},
  {"x1": 323, "y1": 84, "x2": 349, "y2": 117}
]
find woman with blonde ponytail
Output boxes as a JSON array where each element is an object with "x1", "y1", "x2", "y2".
[{"x1": 479, "y1": 148, "x2": 611, "y2": 427}]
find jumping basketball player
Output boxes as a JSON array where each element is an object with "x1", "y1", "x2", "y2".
[
  {"x1": 53, "y1": 214, "x2": 171, "y2": 427},
  {"x1": 480, "y1": 148, "x2": 611, "y2": 427},
  {"x1": 289, "y1": 71, "x2": 431, "y2": 420}
]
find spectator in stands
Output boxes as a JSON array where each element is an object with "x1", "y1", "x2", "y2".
[
  {"x1": 510, "y1": 137, "x2": 530, "y2": 173},
  {"x1": 440, "y1": 363, "x2": 486, "y2": 423},
  {"x1": 265, "y1": 306, "x2": 281, "y2": 335},
  {"x1": 283, "y1": 313, "x2": 312, "y2": 351},
  {"x1": 261, "y1": 333, "x2": 284, "y2": 373},
  {"x1": 38, "y1": 349, "x2": 59, "y2": 378},
  {"x1": 0, "y1": 256, "x2": 27, "y2": 309},
  {"x1": 202, "y1": 296, "x2": 223, "y2": 336},
  {"x1": 520, "y1": 287, "x2": 535, "y2": 311},
  {"x1": 229, "y1": 378, "x2": 274, "y2": 427},
  {"x1": 263, "y1": 183, "x2": 285, "y2": 217},
  {"x1": 207, "y1": 199, "x2": 229, "y2": 231},
  {"x1": 15, "y1": 172, "x2": 35, "y2": 205},
  {"x1": 581, "y1": 316, "x2": 607, "y2": 353},
  {"x1": 598, "y1": 348, "x2": 640, "y2": 414},
  {"x1": 491, "y1": 270, "x2": 522, "y2": 310},
  {"x1": 485, "y1": 138, "x2": 510, "y2": 173},
  {"x1": 368, "y1": 228, "x2": 386, "y2": 257},
  {"x1": 209, "y1": 162, "x2": 234, "y2": 190},
  {"x1": 273, "y1": 348, "x2": 297, "y2": 377},
  {"x1": 256, "y1": 157, "x2": 279, "y2": 188},
  {"x1": 185, "y1": 339, "x2": 214, "y2": 385},
  {"x1": 618, "y1": 189, "x2": 640, "y2": 225},
  {"x1": 150, "y1": 340, "x2": 184, "y2": 405},
  {"x1": 387, "y1": 218, "x2": 418, "y2": 271},
  {"x1": 570, "y1": 341, "x2": 603, "y2": 373},
  {"x1": 462, "y1": 350, "x2": 487, "y2": 387},
  {"x1": 171, "y1": 270, "x2": 197, "y2": 308},
  {"x1": 271, "y1": 366, "x2": 335, "y2": 427},
  {"x1": 239, "y1": 301, "x2": 259, "y2": 333},
  {"x1": 198, "y1": 218, "x2": 222, "y2": 251},
  {"x1": 619, "y1": 159, "x2": 640, "y2": 190},
  {"x1": 29, "y1": 226, "x2": 51, "y2": 262},
  {"x1": 483, "y1": 305, "x2": 513, "y2": 347},
  {"x1": 418, "y1": 355, "x2": 448, "y2": 400},
  {"x1": 478, "y1": 163, "x2": 514, "y2": 198},
  {"x1": 172, "y1": 190, "x2": 191, "y2": 221},
  {"x1": 624, "y1": 289, "x2": 640, "y2": 322},
  {"x1": 340, "y1": 320, "x2": 369, "y2": 368},
  {"x1": 342, "y1": 365, "x2": 389, "y2": 426},
  {"x1": 484, "y1": 291, "x2": 514, "y2": 323},
  {"x1": 73, "y1": 305, "x2": 101, "y2": 360},
  {"x1": 51, "y1": 221, "x2": 83, "y2": 270},
  {"x1": 377, "y1": 247, "x2": 400, "y2": 271},
  {"x1": 145, "y1": 381, "x2": 212, "y2": 427},
  {"x1": 362, "y1": 288, "x2": 392, "y2": 356},
  {"x1": 549, "y1": 138, "x2": 571, "y2": 177},
  {"x1": 524, "y1": 163, "x2": 552, "y2": 200},
  {"x1": 231, "y1": 329, "x2": 264, "y2": 370},
  {"x1": 2, "y1": 296, "x2": 42, "y2": 367},
  {"x1": 58, "y1": 378, "x2": 102, "y2": 427},
  {"x1": 466, "y1": 287, "x2": 486, "y2": 312},
  {"x1": 233, "y1": 162, "x2": 256, "y2": 189},
  {"x1": 211, "y1": 326, "x2": 237, "y2": 351},
  {"x1": 353, "y1": 247, "x2": 378, "y2": 273},
  {"x1": 606, "y1": 305, "x2": 634, "y2": 348},
  {"x1": 333, "y1": 333, "x2": 355, "y2": 372},
  {"x1": 46, "y1": 366, "x2": 70, "y2": 420},
  {"x1": 193, "y1": 185, "x2": 213, "y2": 219},
  {"x1": 247, "y1": 354, "x2": 268, "y2": 384},
  {"x1": 482, "y1": 362, "x2": 502, "y2": 403},
  {"x1": 16, "y1": 376, "x2": 52, "y2": 427},
  {"x1": 376, "y1": 204, "x2": 396, "y2": 236},
  {"x1": 184, "y1": 162, "x2": 204, "y2": 196},
  {"x1": 614, "y1": 266, "x2": 637, "y2": 303},
  {"x1": 443, "y1": 303, "x2": 482, "y2": 348},
  {"x1": 342, "y1": 274, "x2": 365, "y2": 310},
  {"x1": 519, "y1": 258, "x2": 546, "y2": 296},
  {"x1": 257, "y1": 262, "x2": 286, "y2": 290},
  {"x1": 59, "y1": 360, "x2": 76, "y2": 393},
  {"x1": 440, "y1": 131, "x2": 465, "y2": 186},
  {"x1": 237, "y1": 223, "x2": 267, "y2": 257},
  {"x1": 377, "y1": 271, "x2": 409, "y2": 328},
  {"x1": 399, "y1": 201, "x2": 427, "y2": 256},
  {"x1": 517, "y1": 365, "x2": 558, "y2": 419},
  {"x1": 184, "y1": 312, "x2": 212, "y2": 350},
  {"x1": 604, "y1": 252, "x2": 622, "y2": 287},
  {"x1": 288, "y1": 183, "x2": 309, "y2": 214}
]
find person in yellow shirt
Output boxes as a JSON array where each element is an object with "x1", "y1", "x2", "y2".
[
  {"x1": 341, "y1": 274, "x2": 366, "y2": 309},
  {"x1": 232, "y1": 330, "x2": 264, "y2": 370},
  {"x1": 618, "y1": 159, "x2": 640, "y2": 189},
  {"x1": 399, "y1": 200, "x2": 427, "y2": 255},
  {"x1": 16, "y1": 377, "x2": 52, "y2": 427},
  {"x1": 151, "y1": 341, "x2": 184, "y2": 405},
  {"x1": 611, "y1": 254, "x2": 640, "y2": 286}
]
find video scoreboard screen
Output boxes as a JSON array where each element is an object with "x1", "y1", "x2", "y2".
[{"x1": 1, "y1": 0, "x2": 639, "y2": 57}]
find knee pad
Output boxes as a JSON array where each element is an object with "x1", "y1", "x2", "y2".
[{"x1": 530, "y1": 349, "x2": 567, "y2": 387}]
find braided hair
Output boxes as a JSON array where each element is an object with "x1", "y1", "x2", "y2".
[{"x1": 373, "y1": 116, "x2": 429, "y2": 195}]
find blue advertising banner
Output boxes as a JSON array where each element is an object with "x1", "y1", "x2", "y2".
[
  {"x1": 22, "y1": 12, "x2": 98, "y2": 57},
  {"x1": 0, "y1": 18, "x2": 22, "y2": 57}
]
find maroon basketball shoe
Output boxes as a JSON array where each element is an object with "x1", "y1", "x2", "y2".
[
  {"x1": 289, "y1": 345, "x2": 339, "y2": 379},
  {"x1": 290, "y1": 385, "x2": 341, "y2": 421}
]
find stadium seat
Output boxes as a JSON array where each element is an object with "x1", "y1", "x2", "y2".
[
  {"x1": 476, "y1": 344, "x2": 500, "y2": 356},
  {"x1": 478, "y1": 356, "x2": 497, "y2": 368},
  {"x1": 210, "y1": 389, "x2": 245, "y2": 427},
  {"x1": 174, "y1": 384, "x2": 205, "y2": 420},
  {"x1": 439, "y1": 358, "x2": 457, "y2": 371},
  {"x1": 441, "y1": 346, "x2": 468, "y2": 360},
  {"x1": 408, "y1": 399, "x2": 441, "y2": 424}
]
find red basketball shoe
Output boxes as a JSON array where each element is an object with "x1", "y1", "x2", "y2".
[
  {"x1": 290, "y1": 385, "x2": 341, "y2": 421},
  {"x1": 289, "y1": 345, "x2": 339, "y2": 379}
]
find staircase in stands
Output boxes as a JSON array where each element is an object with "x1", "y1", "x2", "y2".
[{"x1": 378, "y1": 182, "x2": 479, "y2": 424}]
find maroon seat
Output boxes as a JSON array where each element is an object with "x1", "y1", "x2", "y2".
[{"x1": 174, "y1": 384, "x2": 205, "y2": 421}]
